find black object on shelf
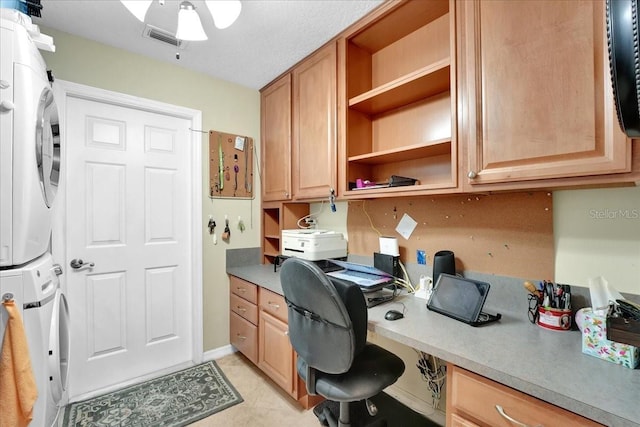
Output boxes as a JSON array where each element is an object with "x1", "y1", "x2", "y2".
[
  {"x1": 389, "y1": 175, "x2": 418, "y2": 187},
  {"x1": 349, "y1": 175, "x2": 418, "y2": 190}
]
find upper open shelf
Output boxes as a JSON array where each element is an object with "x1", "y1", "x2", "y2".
[
  {"x1": 348, "y1": 138, "x2": 452, "y2": 165},
  {"x1": 349, "y1": 59, "x2": 451, "y2": 115}
]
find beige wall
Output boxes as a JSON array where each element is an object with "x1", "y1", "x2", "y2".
[
  {"x1": 554, "y1": 186, "x2": 640, "y2": 295},
  {"x1": 40, "y1": 28, "x2": 262, "y2": 352}
]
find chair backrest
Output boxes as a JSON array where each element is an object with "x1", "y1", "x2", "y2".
[{"x1": 280, "y1": 257, "x2": 367, "y2": 374}]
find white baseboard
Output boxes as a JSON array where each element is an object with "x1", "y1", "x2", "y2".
[
  {"x1": 384, "y1": 384, "x2": 446, "y2": 426},
  {"x1": 203, "y1": 344, "x2": 236, "y2": 362}
]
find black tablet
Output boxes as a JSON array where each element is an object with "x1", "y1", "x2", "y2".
[{"x1": 427, "y1": 273, "x2": 501, "y2": 326}]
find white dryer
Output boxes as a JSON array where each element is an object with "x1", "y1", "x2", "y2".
[
  {"x1": 1, "y1": 252, "x2": 70, "y2": 427},
  {"x1": 0, "y1": 10, "x2": 60, "y2": 267}
]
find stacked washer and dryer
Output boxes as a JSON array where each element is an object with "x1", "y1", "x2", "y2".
[{"x1": 0, "y1": 7, "x2": 70, "y2": 427}]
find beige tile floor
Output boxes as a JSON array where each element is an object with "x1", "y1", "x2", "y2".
[{"x1": 192, "y1": 352, "x2": 321, "y2": 427}]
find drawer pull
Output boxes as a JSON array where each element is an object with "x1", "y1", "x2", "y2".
[
  {"x1": 237, "y1": 287, "x2": 247, "y2": 293},
  {"x1": 236, "y1": 334, "x2": 247, "y2": 340},
  {"x1": 268, "y1": 301, "x2": 280, "y2": 309},
  {"x1": 237, "y1": 306, "x2": 246, "y2": 312},
  {"x1": 495, "y1": 405, "x2": 538, "y2": 427}
]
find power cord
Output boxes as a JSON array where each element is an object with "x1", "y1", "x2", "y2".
[
  {"x1": 297, "y1": 200, "x2": 325, "y2": 229},
  {"x1": 415, "y1": 351, "x2": 447, "y2": 410}
]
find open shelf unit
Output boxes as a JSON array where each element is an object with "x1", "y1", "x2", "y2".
[
  {"x1": 261, "y1": 202, "x2": 310, "y2": 265},
  {"x1": 342, "y1": 0, "x2": 457, "y2": 197}
]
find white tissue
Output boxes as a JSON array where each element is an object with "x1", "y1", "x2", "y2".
[{"x1": 588, "y1": 276, "x2": 624, "y2": 315}]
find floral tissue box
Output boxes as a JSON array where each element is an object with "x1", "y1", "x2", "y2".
[{"x1": 581, "y1": 308, "x2": 639, "y2": 369}]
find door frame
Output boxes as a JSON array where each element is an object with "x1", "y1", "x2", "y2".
[{"x1": 51, "y1": 80, "x2": 204, "y2": 377}]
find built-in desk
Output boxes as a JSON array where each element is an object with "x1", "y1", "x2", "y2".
[{"x1": 227, "y1": 263, "x2": 640, "y2": 427}]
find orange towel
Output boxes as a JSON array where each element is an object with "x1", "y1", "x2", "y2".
[{"x1": 0, "y1": 300, "x2": 38, "y2": 427}]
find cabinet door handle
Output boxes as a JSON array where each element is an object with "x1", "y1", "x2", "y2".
[
  {"x1": 268, "y1": 301, "x2": 280, "y2": 309},
  {"x1": 468, "y1": 170, "x2": 478, "y2": 179},
  {"x1": 495, "y1": 405, "x2": 537, "y2": 427}
]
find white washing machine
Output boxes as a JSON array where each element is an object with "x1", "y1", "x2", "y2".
[
  {"x1": 1, "y1": 252, "x2": 70, "y2": 427},
  {"x1": 0, "y1": 9, "x2": 60, "y2": 268}
]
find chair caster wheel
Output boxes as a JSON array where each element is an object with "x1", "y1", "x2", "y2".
[{"x1": 365, "y1": 399, "x2": 378, "y2": 416}]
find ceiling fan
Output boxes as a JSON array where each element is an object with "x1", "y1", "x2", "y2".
[{"x1": 121, "y1": 0, "x2": 241, "y2": 41}]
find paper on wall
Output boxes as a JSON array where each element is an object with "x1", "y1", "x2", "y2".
[{"x1": 395, "y1": 213, "x2": 417, "y2": 240}]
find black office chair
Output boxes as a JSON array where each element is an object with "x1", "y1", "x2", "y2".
[{"x1": 280, "y1": 258, "x2": 405, "y2": 427}]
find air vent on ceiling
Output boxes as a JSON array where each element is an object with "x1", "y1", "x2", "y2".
[{"x1": 143, "y1": 24, "x2": 187, "y2": 49}]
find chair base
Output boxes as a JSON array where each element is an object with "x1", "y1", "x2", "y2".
[
  {"x1": 312, "y1": 392, "x2": 438, "y2": 427},
  {"x1": 313, "y1": 400, "x2": 387, "y2": 427}
]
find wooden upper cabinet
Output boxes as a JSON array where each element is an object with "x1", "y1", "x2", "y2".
[
  {"x1": 261, "y1": 74, "x2": 292, "y2": 201},
  {"x1": 292, "y1": 43, "x2": 337, "y2": 200},
  {"x1": 458, "y1": 0, "x2": 630, "y2": 187},
  {"x1": 340, "y1": 0, "x2": 458, "y2": 198}
]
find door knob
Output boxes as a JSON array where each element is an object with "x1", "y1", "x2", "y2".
[{"x1": 70, "y1": 258, "x2": 95, "y2": 270}]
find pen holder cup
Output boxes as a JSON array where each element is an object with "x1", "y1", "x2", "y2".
[{"x1": 538, "y1": 306, "x2": 572, "y2": 331}]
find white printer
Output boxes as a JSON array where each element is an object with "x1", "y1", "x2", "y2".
[{"x1": 281, "y1": 229, "x2": 347, "y2": 261}]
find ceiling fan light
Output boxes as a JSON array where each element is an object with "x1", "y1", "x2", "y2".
[
  {"x1": 176, "y1": 1, "x2": 208, "y2": 41},
  {"x1": 205, "y1": 0, "x2": 242, "y2": 30},
  {"x1": 121, "y1": 0, "x2": 153, "y2": 22}
]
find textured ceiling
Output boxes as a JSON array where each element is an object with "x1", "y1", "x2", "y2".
[{"x1": 33, "y1": 0, "x2": 385, "y2": 90}]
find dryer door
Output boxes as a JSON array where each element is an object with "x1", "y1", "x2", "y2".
[
  {"x1": 35, "y1": 85, "x2": 60, "y2": 207},
  {"x1": 48, "y1": 288, "x2": 69, "y2": 403}
]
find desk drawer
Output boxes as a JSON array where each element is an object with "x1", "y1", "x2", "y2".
[
  {"x1": 230, "y1": 312, "x2": 258, "y2": 364},
  {"x1": 230, "y1": 276, "x2": 258, "y2": 304},
  {"x1": 259, "y1": 288, "x2": 288, "y2": 323},
  {"x1": 230, "y1": 293, "x2": 258, "y2": 325},
  {"x1": 448, "y1": 365, "x2": 602, "y2": 427}
]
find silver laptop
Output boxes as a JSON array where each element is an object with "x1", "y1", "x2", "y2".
[{"x1": 326, "y1": 260, "x2": 394, "y2": 289}]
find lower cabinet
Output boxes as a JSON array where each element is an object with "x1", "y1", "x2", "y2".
[
  {"x1": 229, "y1": 277, "x2": 258, "y2": 364},
  {"x1": 446, "y1": 364, "x2": 603, "y2": 427},
  {"x1": 258, "y1": 288, "x2": 295, "y2": 395},
  {"x1": 229, "y1": 276, "x2": 322, "y2": 409}
]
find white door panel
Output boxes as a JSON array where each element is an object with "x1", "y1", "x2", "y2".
[{"x1": 65, "y1": 96, "x2": 192, "y2": 397}]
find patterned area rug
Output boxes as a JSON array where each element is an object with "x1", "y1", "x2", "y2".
[{"x1": 62, "y1": 360, "x2": 243, "y2": 427}]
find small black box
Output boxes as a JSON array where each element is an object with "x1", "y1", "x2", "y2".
[{"x1": 374, "y1": 252, "x2": 400, "y2": 277}]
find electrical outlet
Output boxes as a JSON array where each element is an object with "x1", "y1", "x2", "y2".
[{"x1": 305, "y1": 218, "x2": 317, "y2": 226}]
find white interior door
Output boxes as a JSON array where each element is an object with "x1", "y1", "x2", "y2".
[{"x1": 64, "y1": 94, "x2": 194, "y2": 398}]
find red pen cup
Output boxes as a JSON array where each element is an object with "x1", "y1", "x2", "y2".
[{"x1": 538, "y1": 306, "x2": 572, "y2": 331}]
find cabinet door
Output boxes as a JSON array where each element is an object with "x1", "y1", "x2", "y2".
[
  {"x1": 292, "y1": 43, "x2": 337, "y2": 199},
  {"x1": 459, "y1": 0, "x2": 629, "y2": 187},
  {"x1": 258, "y1": 310, "x2": 294, "y2": 394},
  {"x1": 446, "y1": 365, "x2": 603, "y2": 427},
  {"x1": 261, "y1": 74, "x2": 292, "y2": 201},
  {"x1": 230, "y1": 312, "x2": 258, "y2": 364}
]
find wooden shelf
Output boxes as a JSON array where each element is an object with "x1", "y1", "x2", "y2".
[
  {"x1": 344, "y1": 182, "x2": 454, "y2": 197},
  {"x1": 349, "y1": 59, "x2": 451, "y2": 115},
  {"x1": 349, "y1": 139, "x2": 451, "y2": 165},
  {"x1": 349, "y1": 0, "x2": 450, "y2": 52},
  {"x1": 264, "y1": 234, "x2": 280, "y2": 240}
]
